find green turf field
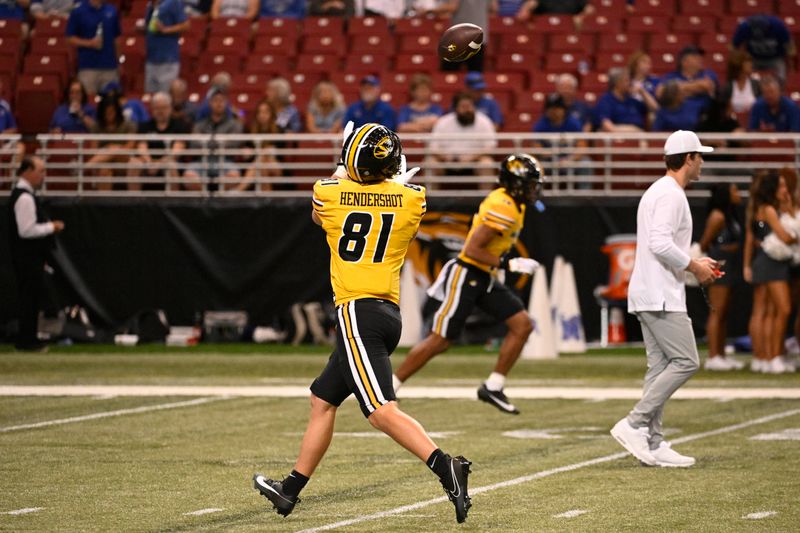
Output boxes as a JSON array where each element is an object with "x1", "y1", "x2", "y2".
[{"x1": 1, "y1": 345, "x2": 799, "y2": 532}]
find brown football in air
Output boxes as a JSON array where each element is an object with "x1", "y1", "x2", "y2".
[{"x1": 438, "y1": 23, "x2": 484, "y2": 62}]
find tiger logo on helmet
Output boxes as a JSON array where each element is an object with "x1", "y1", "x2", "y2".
[
  {"x1": 341, "y1": 123, "x2": 402, "y2": 184},
  {"x1": 498, "y1": 153, "x2": 544, "y2": 204}
]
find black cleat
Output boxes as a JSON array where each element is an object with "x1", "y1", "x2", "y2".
[
  {"x1": 440, "y1": 455, "x2": 472, "y2": 523},
  {"x1": 477, "y1": 384, "x2": 520, "y2": 414},
  {"x1": 253, "y1": 473, "x2": 299, "y2": 517}
]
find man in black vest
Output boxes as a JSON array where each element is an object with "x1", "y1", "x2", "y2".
[{"x1": 8, "y1": 157, "x2": 65, "y2": 351}]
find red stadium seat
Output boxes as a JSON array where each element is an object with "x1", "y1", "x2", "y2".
[
  {"x1": 650, "y1": 52, "x2": 678, "y2": 74},
  {"x1": 232, "y1": 90, "x2": 261, "y2": 114},
  {"x1": 183, "y1": 17, "x2": 207, "y2": 41},
  {"x1": 15, "y1": 74, "x2": 61, "y2": 135},
  {"x1": 649, "y1": 33, "x2": 695, "y2": 54},
  {"x1": 431, "y1": 72, "x2": 466, "y2": 91},
  {"x1": 252, "y1": 34, "x2": 298, "y2": 56},
  {"x1": 532, "y1": 15, "x2": 573, "y2": 33},
  {"x1": 595, "y1": 52, "x2": 628, "y2": 72},
  {"x1": 699, "y1": 33, "x2": 732, "y2": 54},
  {"x1": 495, "y1": 52, "x2": 542, "y2": 77},
  {"x1": 295, "y1": 54, "x2": 341, "y2": 73},
  {"x1": 23, "y1": 55, "x2": 70, "y2": 88},
  {"x1": 119, "y1": 56, "x2": 145, "y2": 93},
  {"x1": 706, "y1": 51, "x2": 728, "y2": 82},
  {"x1": 303, "y1": 17, "x2": 344, "y2": 35},
  {"x1": 671, "y1": 15, "x2": 718, "y2": 33},
  {"x1": 399, "y1": 34, "x2": 437, "y2": 54},
  {"x1": 118, "y1": 35, "x2": 145, "y2": 61},
  {"x1": 206, "y1": 35, "x2": 250, "y2": 57},
  {"x1": 120, "y1": 16, "x2": 146, "y2": 36},
  {"x1": 350, "y1": 33, "x2": 396, "y2": 55},
  {"x1": 597, "y1": 33, "x2": 644, "y2": 53},
  {"x1": 497, "y1": 32, "x2": 545, "y2": 55},
  {"x1": 379, "y1": 72, "x2": 411, "y2": 92},
  {"x1": 717, "y1": 15, "x2": 746, "y2": 35},
  {"x1": 195, "y1": 53, "x2": 244, "y2": 75},
  {"x1": 633, "y1": 0, "x2": 676, "y2": 15},
  {"x1": 179, "y1": 35, "x2": 202, "y2": 59},
  {"x1": 343, "y1": 53, "x2": 391, "y2": 74},
  {"x1": 677, "y1": 0, "x2": 723, "y2": 15},
  {"x1": 394, "y1": 17, "x2": 446, "y2": 36},
  {"x1": 0, "y1": 55, "x2": 17, "y2": 81},
  {"x1": 729, "y1": 0, "x2": 773, "y2": 16},
  {"x1": 208, "y1": 17, "x2": 252, "y2": 37},
  {"x1": 581, "y1": 71, "x2": 609, "y2": 92},
  {"x1": 378, "y1": 90, "x2": 404, "y2": 107},
  {"x1": 0, "y1": 36, "x2": 21, "y2": 65},
  {"x1": 328, "y1": 72, "x2": 361, "y2": 90},
  {"x1": 548, "y1": 33, "x2": 594, "y2": 54},
  {"x1": 254, "y1": 17, "x2": 300, "y2": 41},
  {"x1": 780, "y1": 0, "x2": 800, "y2": 15},
  {"x1": 0, "y1": 19, "x2": 23, "y2": 38},
  {"x1": 514, "y1": 91, "x2": 547, "y2": 113},
  {"x1": 33, "y1": 16, "x2": 68, "y2": 37},
  {"x1": 483, "y1": 72, "x2": 526, "y2": 93},
  {"x1": 504, "y1": 110, "x2": 536, "y2": 132},
  {"x1": 544, "y1": 53, "x2": 589, "y2": 73},
  {"x1": 489, "y1": 15, "x2": 531, "y2": 35},
  {"x1": 231, "y1": 72, "x2": 269, "y2": 94},
  {"x1": 528, "y1": 71, "x2": 559, "y2": 92},
  {"x1": 128, "y1": 0, "x2": 148, "y2": 18},
  {"x1": 593, "y1": 0, "x2": 629, "y2": 14},
  {"x1": 394, "y1": 53, "x2": 438, "y2": 73},
  {"x1": 625, "y1": 15, "x2": 661, "y2": 34},
  {"x1": 302, "y1": 34, "x2": 346, "y2": 56},
  {"x1": 430, "y1": 89, "x2": 455, "y2": 109},
  {"x1": 347, "y1": 16, "x2": 390, "y2": 35},
  {"x1": 581, "y1": 15, "x2": 622, "y2": 34}
]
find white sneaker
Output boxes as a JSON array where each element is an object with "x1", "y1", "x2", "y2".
[
  {"x1": 704, "y1": 356, "x2": 734, "y2": 371},
  {"x1": 651, "y1": 441, "x2": 695, "y2": 468},
  {"x1": 750, "y1": 358, "x2": 765, "y2": 373},
  {"x1": 610, "y1": 418, "x2": 656, "y2": 466},
  {"x1": 781, "y1": 356, "x2": 797, "y2": 373},
  {"x1": 766, "y1": 357, "x2": 789, "y2": 374},
  {"x1": 723, "y1": 355, "x2": 745, "y2": 370}
]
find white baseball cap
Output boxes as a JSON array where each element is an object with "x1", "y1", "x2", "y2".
[{"x1": 663, "y1": 130, "x2": 714, "y2": 156}]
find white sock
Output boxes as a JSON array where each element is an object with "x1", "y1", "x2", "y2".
[
  {"x1": 392, "y1": 374, "x2": 403, "y2": 393},
  {"x1": 484, "y1": 372, "x2": 506, "y2": 391}
]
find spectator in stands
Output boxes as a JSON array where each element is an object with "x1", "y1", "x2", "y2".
[
  {"x1": 531, "y1": 93, "x2": 590, "y2": 188},
  {"x1": 658, "y1": 45, "x2": 718, "y2": 122},
  {"x1": 722, "y1": 49, "x2": 760, "y2": 116},
  {"x1": 593, "y1": 67, "x2": 647, "y2": 132},
  {"x1": 555, "y1": 73, "x2": 591, "y2": 131},
  {"x1": 364, "y1": 0, "x2": 405, "y2": 18},
  {"x1": 49, "y1": 78, "x2": 96, "y2": 133},
  {"x1": 308, "y1": 0, "x2": 353, "y2": 16},
  {"x1": 184, "y1": 86, "x2": 243, "y2": 191},
  {"x1": 266, "y1": 77, "x2": 302, "y2": 133},
  {"x1": 169, "y1": 78, "x2": 197, "y2": 125},
  {"x1": 100, "y1": 81, "x2": 150, "y2": 125},
  {"x1": 237, "y1": 98, "x2": 280, "y2": 191},
  {"x1": 696, "y1": 97, "x2": 744, "y2": 176},
  {"x1": 195, "y1": 72, "x2": 241, "y2": 122},
  {"x1": 408, "y1": 0, "x2": 455, "y2": 17},
  {"x1": 144, "y1": 0, "x2": 189, "y2": 94},
  {"x1": 526, "y1": 0, "x2": 595, "y2": 29},
  {"x1": 259, "y1": 0, "x2": 304, "y2": 17},
  {"x1": 305, "y1": 80, "x2": 345, "y2": 134},
  {"x1": 0, "y1": 78, "x2": 17, "y2": 134},
  {"x1": 652, "y1": 80, "x2": 699, "y2": 132},
  {"x1": 128, "y1": 92, "x2": 189, "y2": 191},
  {"x1": 30, "y1": 0, "x2": 76, "y2": 20},
  {"x1": 733, "y1": 15, "x2": 796, "y2": 82},
  {"x1": 87, "y1": 93, "x2": 136, "y2": 190},
  {"x1": 211, "y1": 0, "x2": 259, "y2": 19},
  {"x1": 494, "y1": 0, "x2": 536, "y2": 21},
  {"x1": 628, "y1": 50, "x2": 659, "y2": 100},
  {"x1": 0, "y1": 0, "x2": 28, "y2": 20},
  {"x1": 397, "y1": 73, "x2": 443, "y2": 134},
  {"x1": 429, "y1": 91, "x2": 496, "y2": 186},
  {"x1": 183, "y1": 0, "x2": 211, "y2": 16},
  {"x1": 343, "y1": 75, "x2": 397, "y2": 131},
  {"x1": 463, "y1": 71, "x2": 503, "y2": 129},
  {"x1": 748, "y1": 76, "x2": 800, "y2": 133},
  {"x1": 66, "y1": 0, "x2": 121, "y2": 95}
]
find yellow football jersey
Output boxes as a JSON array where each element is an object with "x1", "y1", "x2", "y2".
[
  {"x1": 312, "y1": 177, "x2": 427, "y2": 306},
  {"x1": 458, "y1": 187, "x2": 526, "y2": 273}
]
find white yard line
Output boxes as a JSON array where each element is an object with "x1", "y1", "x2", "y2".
[
  {"x1": 0, "y1": 397, "x2": 227, "y2": 433},
  {"x1": 1, "y1": 385, "x2": 799, "y2": 399},
  {"x1": 184, "y1": 508, "x2": 224, "y2": 516},
  {"x1": 553, "y1": 509, "x2": 588, "y2": 518},
  {"x1": 1, "y1": 507, "x2": 44, "y2": 515},
  {"x1": 294, "y1": 408, "x2": 800, "y2": 533},
  {"x1": 743, "y1": 511, "x2": 777, "y2": 520}
]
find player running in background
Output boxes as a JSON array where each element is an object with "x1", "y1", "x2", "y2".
[
  {"x1": 393, "y1": 154, "x2": 544, "y2": 414},
  {"x1": 253, "y1": 123, "x2": 472, "y2": 523}
]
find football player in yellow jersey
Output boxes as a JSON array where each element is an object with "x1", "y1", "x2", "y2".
[
  {"x1": 253, "y1": 124, "x2": 472, "y2": 524},
  {"x1": 393, "y1": 154, "x2": 545, "y2": 415}
]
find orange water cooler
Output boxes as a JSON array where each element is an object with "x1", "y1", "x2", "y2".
[{"x1": 595, "y1": 234, "x2": 636, "y2": 346}]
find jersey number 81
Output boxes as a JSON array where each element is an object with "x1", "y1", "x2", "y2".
[{"x1": 338, "y1": 211, "x2": 395, "y2": 263}]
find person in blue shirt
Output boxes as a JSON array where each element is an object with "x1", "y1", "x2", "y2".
[
  {"x1": 652, "y1": 80, "x2": 700, "y2": 132},
  {"x1": 593, "y1": 67, "x2": 648, "y2": 132},
  {"x1": 733, "y1": 15, "x2": 796, "y2": 82},
  {"x1": 66, "y1": 0, "x2": 121, "y2": 95},
  {"x1": 343, "y1": 75, "x2": 396, "y2": 131},
  {"x1": 100, "y1": 81, "x2": 150, "y2": 124},
  {"x1": 49, "y1": 78, "x2": 97, "y2": 133},
  {"x1": 748, "y1": 75, "x2": 800, "y2": 133},
  {"x1": 397, "y1": 73, "x2": 443, "y2": 133},
  {"x1": 0, "y1": 0, "x2": 26, "y2": 20},
  {"x1": 259, "y1": 0, "x2": 304, "y2": 17},
  {"x1": 463, "y1": 71, "x2": 503, "y2": 129},
  {"x1": 145, "y1": 0, "x2": 189, "y2": 94},
  {"x1": 0, "y1": 78, "x2": 17, "y2": 133},
  {"x1": 659, "y1": 45, "x2": 718, "y2": 123},
  {"x1": 555, "y1": 73, "x2": 591, "y2": 131},
  {"x1": 532, "y1": 93, "x2": 591, "y2": 187}
]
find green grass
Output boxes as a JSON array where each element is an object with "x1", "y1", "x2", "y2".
[{"x1": 1, "y1": 347, "x2": 799, "y2": 532}]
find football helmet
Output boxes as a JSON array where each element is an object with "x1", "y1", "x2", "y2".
[
  {"x1": 498, "y1": 153, "x2": 544, "y2": 204},
  {"x1": 341, "y1": 123, "x2": 402, "y2": 184}
]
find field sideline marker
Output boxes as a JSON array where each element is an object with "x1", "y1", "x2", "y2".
[
  {"x1": 0, "y1": 397, "x2": 228, "y2": 433},
  {"x1": 294, "y1": 408, "x2": 800, "y2": 533}
]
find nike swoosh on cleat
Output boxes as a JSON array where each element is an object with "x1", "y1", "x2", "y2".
[
  {"x1": 254, "y1": 476, "x2": 293, "y2": 504},
  {"x1": 448, "y1": 461, "x2": 461, "y2": 497},
  {"x1": 487, "y1": 393, "x2": 517, "y2": 412}
]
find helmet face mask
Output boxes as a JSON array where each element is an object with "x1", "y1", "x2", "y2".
[
  {"x1": 341, "y1": 123, "x2": 402, "y2": 184},
  {"x1": 498, "y1": 153, "x2": 544, "y2": 204}
]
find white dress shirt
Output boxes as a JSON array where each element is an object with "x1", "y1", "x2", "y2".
[
  {"x1": 628, "y1": 175, "x2": 692, "y2": 313},
  {"x1": 14, "y1": 178, "x2": 55, "y2": 239}
]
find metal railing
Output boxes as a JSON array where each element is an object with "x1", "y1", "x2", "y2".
[{"x1": 1, "y1": 133, "x2": 798, "y2": 198}]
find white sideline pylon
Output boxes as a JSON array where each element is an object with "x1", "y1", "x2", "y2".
[
  {"x1": 521, "y1": 266, "x2": 557, "y2": 359},
  {"x1": 555, "y1": 262, "x2": 587, "y2": 353},
  {"x1": 398, "y1": 263, "x2": 422, "y2": 347},
  {"x1": 550, "y1": 255, "x2": 566, "y2": 324}
]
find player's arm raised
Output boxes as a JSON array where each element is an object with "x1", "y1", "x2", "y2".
[{"x1": 462, "y1": 224, "x2": 503, "y2": 268}]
